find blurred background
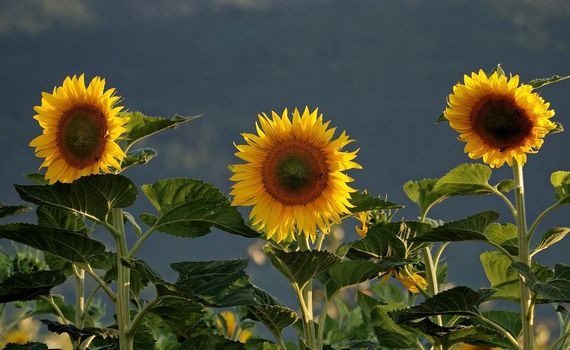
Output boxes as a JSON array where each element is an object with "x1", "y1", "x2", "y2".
[{"x1": 1, "y1": 0, "x2": 570, "y2": 333}]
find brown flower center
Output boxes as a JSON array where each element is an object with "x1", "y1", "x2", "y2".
[
  {"x1": 57, "y1": 105, "x2": 107, "y2": 169},
  {"x1": 471, "y1": 96, "x2": 533, "y2": 151},
  {"x1": 262, "y1": 140, "x2": 329, "y2": 206}
]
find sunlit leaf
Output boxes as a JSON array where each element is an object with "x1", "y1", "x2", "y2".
[
  {"x1": 141, "y1": 178, "x2": 259, "y2": 238},
  {"x1": 267, "y1": 248, "x2": 341, "y2": 288},
  {"x1": 551, "y1": 171, "x2": 570, "y2": 204},
  {"x1": 532, "y1": 227, "x2": 570, "y2": 257},
  {"x1": 0, "y1": 271, "x2": 66, "y2": 302},
  {"x1": 15, "y1": 174, "x2": 137, "y2": 222},
  {"x1": 348, "y1": 192, "x2": 402, "y2": 213},
  {"x1": 0, "y1": 204, "x2": 31, "y2": 219},
  {"x1": 528, "y1": 75, "x2": 570, "y2": 89},
  {"x1": 120, "y1": 148, "x2": 158, "y2": 170},
  {"x1": 496, "y1": 179, "x2": 515, "y2": 193},
  {"x1": 403, "y1": 178, "x2": 445, "y2": 215},
  {"x1": 390, "y1": 287, "x2": 495, "y2": 322},
  {"x1": 123, "y1": 111, "x2": 200, "y2": 150},
  {"x1": 433, "y1": 163, "x2": 493, "y2": 196}
]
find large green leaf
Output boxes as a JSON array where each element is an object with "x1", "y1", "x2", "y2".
[
  {"x1": 4, "y1": 343, "x2": 49, "y2": 350},
  {"x1": 41, "y1": 319, "x2": 119, "y2": 340},
  {"x1": 266, "y1": 248, "x2": 341, "y2": 288},
  {"x1": 33, "y1": 295, "x2": 75, "y2": 322},
  {"x1": 390, "y1": 287, "x2": 495, "y2": 322},
  {"x1": 36, "y1": 205, "x2": 89, "y2": 233},
  {"x1": 371, "y1": 305, "x2": 418, "y2": 349},
  {"x1": 170, "y1": 259, "x2": 254, "y2": 307},
  {"x1": 348, "y1": 191, "x2": 402, "y2": 213},
  {"x1": 180, "y1": 332, "x2": 245, "y2": 350},
  {"x1": 480, "y1": 251, "x2": 552, "y2": 301},
  {"x1": 123, "y1": 111, "x2": 200, "y2": 150},
  {"x1": 528, "y1": 75, "x2": 570, "y2": 89},
  {"x1": 248, "y1": 304, "x2": 298, "y2": 340},
  {"x1": 141, "y1": 178, "x2": 259, "y2": 238},
  {"x1": 0, "y1": 224, "x2": 109, "y2": 268},
  {"x1": 15, "y1": 174, "x2": 137, "y2": 222},
  {"x1": 532, "y1": 227, "x2": 570, "y2": 257},
  {"x1": 479, "y1": 310, "x2": 522, "y2": 339},
  {"x1": 403, "y1": 178, "x2": 445, "y2": 215},
  {"x1": 146, "y1": 296, "x2": 205, "y2": 337},
  {"x1": 432, "y1": 163, "x2": 494, "y2": 196},
  {"x1": 321, "y1": 260, "x2": 409, "y2": 298},
  {"x1": 512, "y1": 263, "x2": 570, "y2": 302},
  {"x1": 0, "y1": 271, "x2": 66, "y2": 302},
  {"x1": 121, "y1": 148, "x2": 158, "y2": 170},
  {"x1": 0, "y1": 204, "x2": 31, "y2": 219},
  {"x1": 104, "y1": 257, "x2": 165, "y2": 297},
  {"x1": 551, "y1": 171, "x2": 570, "y2": 204}
]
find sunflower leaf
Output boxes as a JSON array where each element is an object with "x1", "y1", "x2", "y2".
[
  {"x1": 551, "y1": 171, "x2": 570, "y2": 204},
  {"x1": 371, "y1": 305, "x2": 420, "y2": 348},
  {"x1": 0, "y1": 204, "x2": 31, "y2": 219},
  {"x1": 24, "y1": 173, "x2": 49, "y2": 185},
  {"x1": 532, "y1": 227, "x2": 570, "y2": 257},
  {"x1": 15, "y1": 174, "x2": 137, "y2": 222},
  {"x1": 145, "y1": 296, "x2": 205, "y2": 337},
  {"x1": 248, "y1": 304, "x2": 298, "y2": 340},
  {"x1": 141, "y1": 178, "x2": 259, "y2": 238},
  {"x1": 120, "y1": 148, "x2": 158, "y2": 171},
  {"x1": 0, "y1": 270, "x2": 67, "y2": 302},
  {"x1": 496, "y1": 179, "x2": 515, "y2": 193},
  {"x1": 433, "y1": 163, "x2": 494, "y2": 196},
  {"x1": 490, "y1": 63, "x2": 505, "y2": 77},
  {"x1": 349, "y1": 192, "x2": 402, "y2": 213},
  {"x1": 528, "y1": 75, "x2": 570, "y2": 89},
  {"x1": 403, "y1": 178, "x2": 445, "y2": 216},
  {"x1": 436, "y1": 112, "x2": 448, "y2": 123},
  {"x1": 3, "y1": 343, "x2": 49, "y2": 350},
  {"x1": 389, "y1": 286, "x2": 495, "y2": 322},
  {"x1": 266, "y1": 248, "x2": 341, "y2": 288},
  {"x1": 123, "y1": 111, "x2": 200, "y2": 150},
  {"x1": 41, "y1": 319, "x2": 119, "y2": 339},
  {"x1": 512, "y1": 262, "x2": 570, "y2": 302},
  {"x1": 548, "y1": 121, "x2": 564, "y2": 135}
]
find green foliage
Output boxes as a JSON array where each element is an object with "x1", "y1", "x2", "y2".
[
  {"x1": 41, "y1": 319, "x2": 119, "y2": 340},
  {"x1": 267, "y1": 248, "x2": 341, "y2": 288},
  {"x1": 532, "y1": 227, "x2": 570, "y2": 257},
  {"x1": 3, "y1": 343, "x2": 49, "y2": 350},
  {"x1": 479, "y1": 310, "x2": 522, "y2": 338},
  {"x1": 512, "y1": 262, "x2": 570, "y2": 302},
  {"x1": 141, "y1": 178, "x2": 259, "y2": 238},
  {"x1": 432, "y1": 163, "x2": 494, "y2": 196},
  {"x1": 146, "y1": 297, "x2": 205, "y2": 337},
  {"x1": 0, "y1": 204, "x2": 31, "y2": 219},
  {"x1": 0, "y1": 270, "x2": 66, "y2": 302},
  {"x1": 179, "y1": 332, "x2": 245, "y2": 350},
  {"x1": 371, "y1": 305, "x2": 419, "y2": 349},
  {"x1": 248, "y1": 303, "x2": 298, "y2": 340},
  {"x1": 528, "y1": 75, "x2": 570, "y2": 89},
  {"x1": 123, "y1": 111, "x2": 200, "y2": 150},
  {"x1": 548, "y1": 121, "x2": 565, "y2": 135},
  {"x1": 403, "y1": 178, "x2": 444, "y2": 215},
  {"x1": 551, "y1": 171, "x2": 570, "y2": 204},
  {"x1": 348, "y1": 191, "x2": 402, "y2": 213},
  {"x1": 15, "y1": 174, "x2": 137, "y2": 222},
  {"x1": 121, "y1": 148, "x2": 158, "y2": 170}
]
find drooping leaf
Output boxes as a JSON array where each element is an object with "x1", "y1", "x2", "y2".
[
  {"x1": 390, "y1": 287, "x2": 495, "y2": 322},
  {"x1": 140, "y1": 178, "x2": 259, "y2": 238},
  {"x1": 15, "y1": 174, "x2": 137, "y2": 222},
  {"x1": 321, "y1": 260, "x2": 409, "y2": 298},
  {"x1": 528, "y1": 75, "x2": 570, "y2": 89},
  {"x1": 120, "y1": 148, "x2": 158, "y2": 170},
  {"x1": 496, "y1": 179, "x2": 515, "y2": 193},
  {"x1": 403, "y1": 178, "x2": 445, "y2": 215},
  {"x1": 3, "y1": 343, "x2": 49, "y2": 350},
  {"x1": 532, "y1": 227, "x2": 570, "y2": 257},
  {"x1": 123, "y1": 111, "x2": 200, "y2": 150},
  {"x1": 266, "y1": 248, "x2": 341, "y2": 288},
  {"x1": 348, "y1": 192, "x2": 402, "y2": 213},
  {"x1": 41, "y1": 319, "x2": 119, "y2": 340},
  {"x1": 480, "y1": 251, "x2": 552, "y2": 301},
  {"x1": 0, "y1": 204, "x2": 31, "y2": 219},
  {"x1": 123, "y1": 210, "x2": 142, "y2": 236},
  {"x1": 432, "y1": 163, "x2": 494, "y2": 196},
  {"x1": 0, "y1": 271, "x2": 66, "y2": 302},
  {"x1": 0, "y1": 223, "x2": 109, "y2": 267},
  {"x1": 248, "y1": 304, "x2": 298, "y2": 340},
  {"x1": 512, "y1": 262, "x2": 570, "y2": 302},
  {"x1": 551, "y1": 171, "x2": 570, "y2": 204},
  {"x1": 170, "y1": 259, "x2": 254, "y2": 307}
]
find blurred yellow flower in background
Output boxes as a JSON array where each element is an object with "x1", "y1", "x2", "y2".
[{"x1": 216, "y1": 311, "x2": 253, "y2": 343}]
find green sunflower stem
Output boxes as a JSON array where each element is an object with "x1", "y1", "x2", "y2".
[
  {"x1": 513, "y1": 160, "x2": 533, "y2": 350},
  {"x1": 110, "y1": 208, "x2": 133, "y2": 350},
  {"x1": 73, "y1": 265, "x2": 85, "y2": 348},
  {"x1": 298, "y1": 233, "x2": 317, "y2": 349}
]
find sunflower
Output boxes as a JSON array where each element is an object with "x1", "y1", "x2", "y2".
[
  {"x1": 230, "y1": 107, "x2": 361, "y2": 243},
  {"x1": 30, "y1": 74, "x2": 127, "y2": 184},
  {"x1": 215, "y1": 311, "x2": 253, "y2": 343},
  {"x1": 444, "y1": 69, "x2": 556, "y2": 168}
]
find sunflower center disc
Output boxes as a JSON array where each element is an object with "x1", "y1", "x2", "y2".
[
  {"x1": 57, "y1": 105, "x2": 107, "y2": 169},
  {"x1": 473, "y1": 97, "x2": 533, "y2": 150},
  {"x1": 262, "y1": 141, "x2": 329, "y2": 206}
]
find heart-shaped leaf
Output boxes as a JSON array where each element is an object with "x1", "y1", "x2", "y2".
[{"x1": 432, "y1": 164, "x2": 494, "y2": 197}]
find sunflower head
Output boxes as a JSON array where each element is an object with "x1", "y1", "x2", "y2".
[
  {"x1": 444, "y1": 69, "x2": 556, "y2": 167},
  {"x1": 215, "y1": 311, "x2": 253, "y2": 343},
  {"x1": 230, "y1": 107, "x2": 361, "y2": 243},
  {"x1": 30, "y1": 74, "x2": 128, "y2": 184}
]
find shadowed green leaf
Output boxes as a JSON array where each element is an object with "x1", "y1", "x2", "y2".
[
  {"x1": 0, "y1": 204, "x2": 31, "y2": 219},
  {"x1": 15, "y1": 174, "x2": 137, "y2": 222},
  {"x1": 390, "y1": 287, "x2": 495, "y2": 322},
  {"x1": 141, "y1": 178, "x2": 259, "y2": 238},
  {"x1": 37, "y1": 205, "x2": 89, "y2": 233},
  {"x1": 403, "y1": 178, "x2": 445, "y2": 215},
  {"x1": 33, "y1": 295, "x2": 75, "y2": 322},
  {"x1": 180, "y1": 332, "x2": 245, "y2": 350},
  {"x1": 348, "y1": 192, "x2": 402, "y2": 213},
  {"x1": 433, "y1": 163, "x2": 493, "y2": 196},
  {"x1": 0, "y1": 271, "x2": 66, "y2": 302},
  {"x1": 436, "y1": 112, "x2": 448, "y2": 123},
  {"x1": 512, "y1": 263, "x2": 570, "y2": 302},
  {"x1": 248, "y1": 304, "x2": 298, "y2": 340},
  {"x1": 532, "y1": 227, "x2": 570, "y2": 257},
  {"x1": 528, "y1": 75, "x2": 570, "y2": 89},
  {"x1": 267, "y1": 248, "x2": 341, "y2": 288},
  {"x1": 41, "y1": 319, "x2": 119, "y2": 340},
  {"x1": 24, "y1": 173, "x2": 49, "y2": 185},
  {"x1": 371, "y1": 305, "x2": 418, "y2": 348},
  {"x1": 481, "y1": 251, "x2": 552, "y2": 301},
  {"x1": 479, "y1": 310, "x2": 522, "y2": 338},
  {"x1": 147, "y1": 296, "x2": 205, "y2": 336},
  {"x1": 104, "y1": 257, "x2": 164, "y2": 297},
  {"x1": 123, "y1": 111, "x2": 200, "y2": 150},
  {"x1": 496, "y1": 179, "x2": 515, "y2": 193},
  {"x1": 551, "y1": 171, "x2": 570, "y2": 204},
  {"x1": 121, "y1": 148, "x2": 158, "y2": 170},
  {"x1": 4, "y1": 343, "x2": 49, "y2": 350}
]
